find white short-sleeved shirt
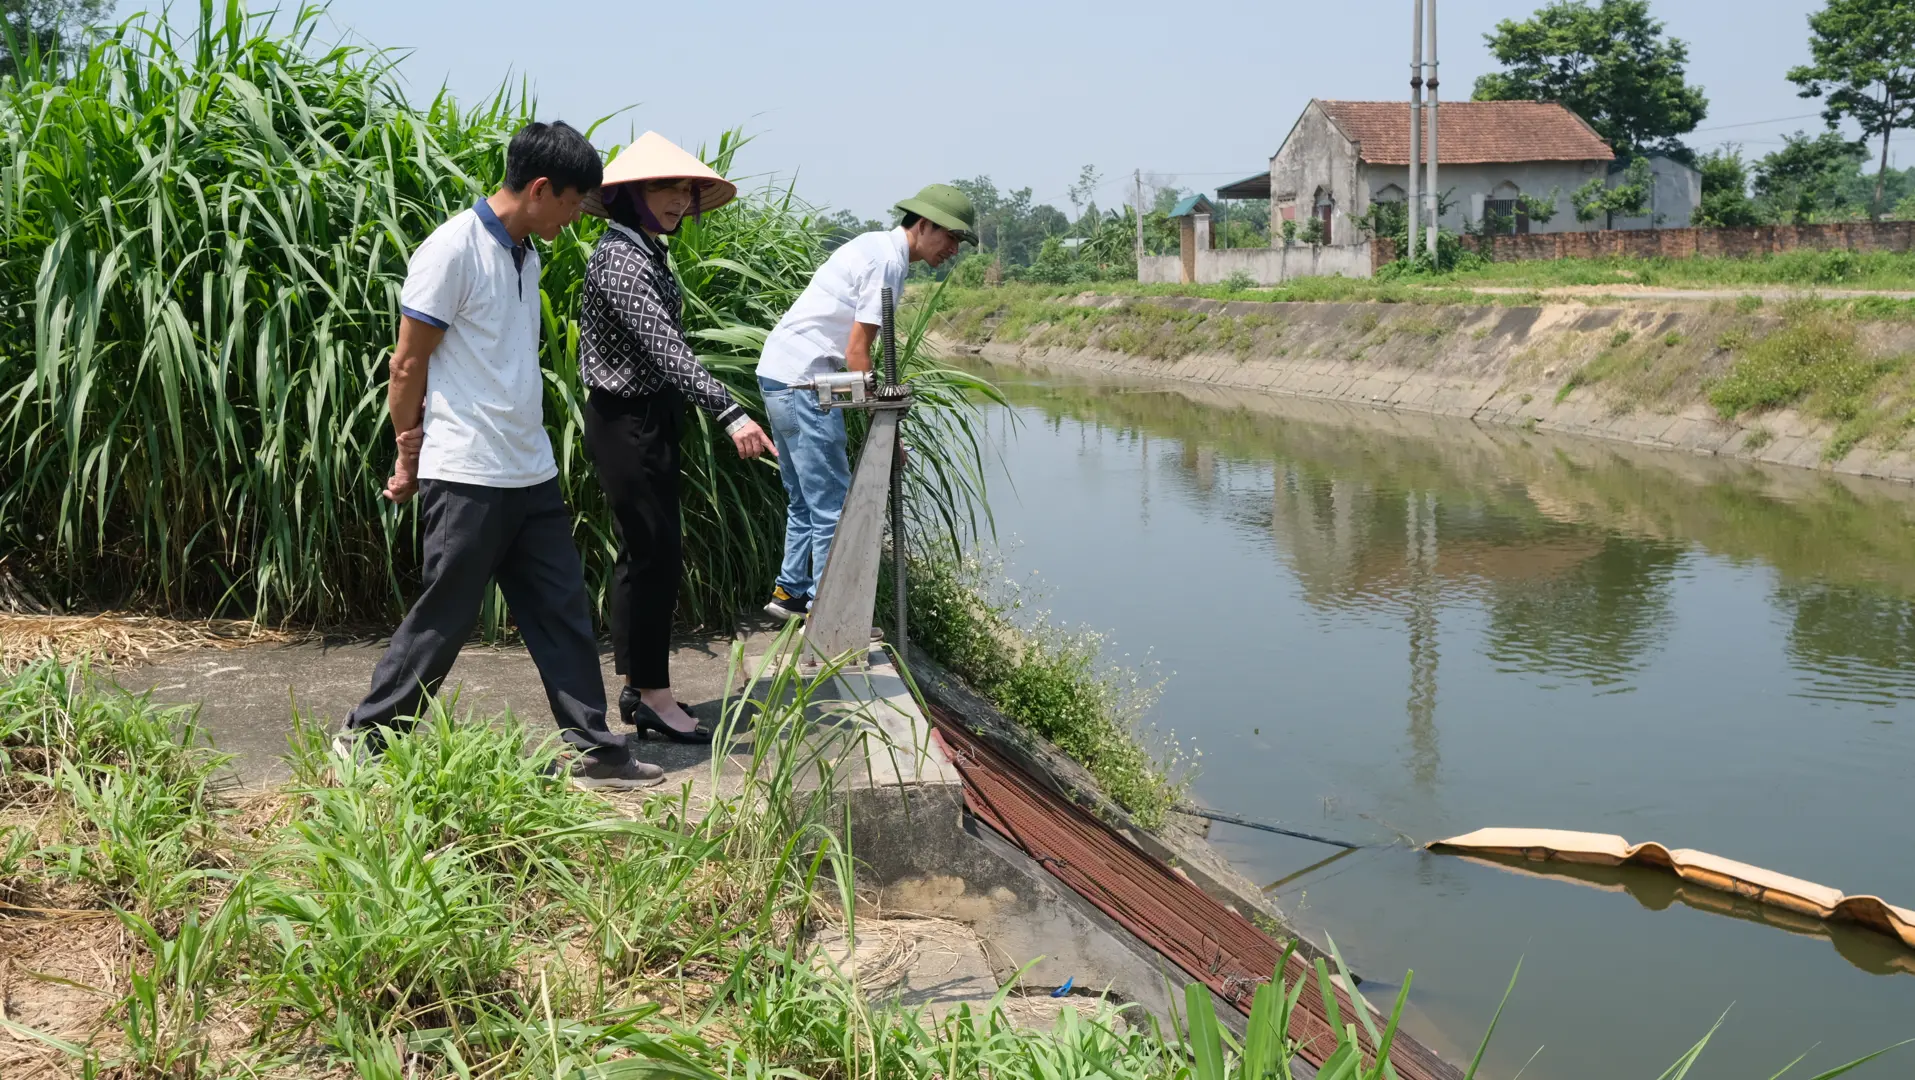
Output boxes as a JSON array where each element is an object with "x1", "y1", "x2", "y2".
[
  {"x1": 756, "y1": 227, "x2": 909, "y2": 384},
  {"x1": 399, "y1": 199, "x2": 557, "y2": 488}
]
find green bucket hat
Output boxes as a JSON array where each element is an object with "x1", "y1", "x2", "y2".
[{"x1": 894, "y1": 183, "x2": 978, "y2": 244}]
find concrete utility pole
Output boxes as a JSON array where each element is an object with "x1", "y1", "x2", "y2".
[
  {"x1": 1425, "y1": 0, "x2": 1440, "y2": 259},
  {"x1": 1407, "y1": 0, "x2": 1423, "y2": 261},
  {"x1": 1134, "y1": 169, "x2": 1145, "y2": 261}
]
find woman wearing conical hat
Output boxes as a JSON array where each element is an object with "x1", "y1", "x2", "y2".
[{"x1": 578, "y1": 131, "x2": 776, "y2": 744}]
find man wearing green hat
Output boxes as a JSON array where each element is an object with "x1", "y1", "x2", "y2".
[{"x1": 756, "y1": 184, "x2": 976, "y2": 619}]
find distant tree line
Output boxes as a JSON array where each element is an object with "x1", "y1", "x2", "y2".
[
  {"x1": 927, "y1": 171, "x2": 1267, "y2": 287},
  {"x1": 1472, "y1": 0, "x2": 1915, "y2": 222},
  {"x1": 1695, "y1": 135, "x2": 1915, "y2": 226},
  {"x1": 2, "y1": 0, "x2": 111, "y2": 76}
]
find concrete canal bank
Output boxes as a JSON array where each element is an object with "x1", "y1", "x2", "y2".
[{"x1": 937, "y1": 293, "x2": 1915, "y2": 484}]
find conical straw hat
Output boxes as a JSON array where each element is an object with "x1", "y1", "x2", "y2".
[{"x1": 582, "y1": 130, "x2": 738, "y2": 219}]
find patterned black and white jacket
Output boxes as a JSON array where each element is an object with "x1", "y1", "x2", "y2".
[{"x1": 579, "y1": 223, "x2": 746, "y2": 430}]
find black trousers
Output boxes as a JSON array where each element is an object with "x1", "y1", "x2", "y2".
[
  {"x1": 346, "y1": 477, "x2": 628, "y2": 761},
  {"x1": 584, "y1": 387, "x2": 683, "y2": 689}
]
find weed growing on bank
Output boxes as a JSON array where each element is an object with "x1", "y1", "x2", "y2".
[
  {"x1": 1708, "y1": 304, "x2": 1915, "y2": 458},
  {"x1": 1440, "y1": 249, "x2": 1915, "y2": 291},
  {"x1": 906, "y1": 556, "x2": 1187, "y2": 827}
]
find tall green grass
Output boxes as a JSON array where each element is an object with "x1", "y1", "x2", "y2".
[{"x1": 0, "y1": 0, "x2": 995, "y2": 628}]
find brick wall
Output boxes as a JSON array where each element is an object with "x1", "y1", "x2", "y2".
[{"x1": 1371, "y1": 220, "x2": 1915, "y2": 268}]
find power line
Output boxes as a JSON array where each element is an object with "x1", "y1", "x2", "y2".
[{"x1": 1691, "y1": 112, "x2": 1826, "y2": 133}]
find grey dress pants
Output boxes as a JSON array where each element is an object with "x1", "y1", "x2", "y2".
[{"x1": 345, "y1": 477, "x2": 628, "y2": 761}]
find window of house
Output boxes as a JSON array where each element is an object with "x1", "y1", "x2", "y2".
[
  {"x1": 1483, "y1": 183, "x2": 1529, "y2": 235},
  {"x1": 1314, "y1": 189, "x2": 1335, "y2": 240},
  {"x1": 1374, "y1": 184, "x2": 1406, "y2": 202}
]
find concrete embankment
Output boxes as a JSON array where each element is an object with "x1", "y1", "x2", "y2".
[{"x1": 939, "y1": 293, "x2": 1915, "y2": 484}]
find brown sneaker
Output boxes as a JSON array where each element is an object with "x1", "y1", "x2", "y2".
[{"x1": 568, "y1": 753, "x2": 666, "y2": 791}]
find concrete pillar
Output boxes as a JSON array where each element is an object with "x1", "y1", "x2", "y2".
[{"x1": 1195, "y1": 212, "x2": 1214, "y2": 250}]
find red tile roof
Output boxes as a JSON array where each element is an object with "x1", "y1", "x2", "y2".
[{"x1": 1316, "y1": 100, "x2": 1615, "y2": 165}]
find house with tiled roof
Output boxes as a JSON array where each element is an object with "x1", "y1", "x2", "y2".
[{"x1": 1217, "y1": 99, "x2": 1698, "y2": 247}]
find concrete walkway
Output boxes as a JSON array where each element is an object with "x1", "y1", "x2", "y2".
[{"x1": 134, "y1": 631, "x2": 772, "y2": 791}]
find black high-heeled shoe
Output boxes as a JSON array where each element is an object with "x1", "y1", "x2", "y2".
[{"x1": 619, "y1": 687, "x2": 714, "y2": 744}]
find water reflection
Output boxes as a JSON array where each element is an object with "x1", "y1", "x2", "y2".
[
  {"x1": 976, "y1": 363, "x2": 1915, "y2": 709},
  {"x1": 1457, "y1": 852, "x2": 1915, "y2": 977},
  {"x1": 1778, "y1": 583, "x2": 1915, "y2": 707},
  {"x1": 1405, "y1": 492, "x2": 1441, "y2": 788},
  {"x1": 1483, "y1": 536, "x2": 1681, "y2": 691},
  {"x1": 963, "y1": 361, "x2": 1915, "y2": 1080}
]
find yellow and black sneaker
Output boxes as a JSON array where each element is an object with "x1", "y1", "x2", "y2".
[{"x1": 765, "y1": 586, "x2": 810, "y2": 620}]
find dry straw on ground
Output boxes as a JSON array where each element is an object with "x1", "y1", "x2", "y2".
[{"x1": 0, "y1": 614, "x2": 301, "y2": 673}]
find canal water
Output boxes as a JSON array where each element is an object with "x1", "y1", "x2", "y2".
[{"x1": 959, "y1": 361, "x2": 1915, "y2": 1080}]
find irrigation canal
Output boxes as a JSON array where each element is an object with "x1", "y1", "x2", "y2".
[{"x1": 958, "y1": 360, "x2": 1915, "y2": 1080}]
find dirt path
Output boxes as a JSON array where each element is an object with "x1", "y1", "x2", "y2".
[{"x1": 1442, "y1": 283, "x2": 1915, "y2": 302}]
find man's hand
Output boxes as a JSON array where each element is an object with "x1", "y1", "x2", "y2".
[
  {"x1": 382, "y1": 426, "x2": 424, "y2": 503},
  {"x1": 730, "y1": 418, "x2": 777, "y2": 460}
]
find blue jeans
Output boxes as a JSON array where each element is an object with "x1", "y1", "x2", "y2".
[{"x1": 761, "y1": 376, "x2": 850, "y2": 600}]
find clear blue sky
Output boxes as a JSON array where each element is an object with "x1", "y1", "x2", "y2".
[{"x1": 287, "y1": 0, "x2": 1859, "y2": 218}]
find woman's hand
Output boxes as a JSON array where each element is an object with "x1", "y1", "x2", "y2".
[
  {"x1": 383, "y1": 426, "x2": 424, "y2": 503},
  {"x1": 730, "y1": 418, "x2": 778, "y2": 460}
]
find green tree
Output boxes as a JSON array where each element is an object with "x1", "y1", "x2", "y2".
[
  {"x1": 1065, "y1": 164, "x2": 1106, "y2": 236},
  {"x1": 1571, "y1": 157, "x2": 1653, "y2": 226},
  {"x1": 820, "y1": 209, "x2": 884, "y2": 250},
  {"x1": 2, "y1": 0, "x2": 110, "y2": 77},
  {"x1": 1692, "y1": 146, "x2": 1764, "y2": 227},
  {"x1": 1787, "y1": 0, "x2": 1915, "y2": 219},
  {"x1": 1472, "y1": 0, "x2": 1708, "y2": 159},
  {"x1": 1753, "y1": 130, "x2": 1870, "y2": 222},
  {"x1": 947, "y1": 175, "x2": 1069, "y2": 268}
]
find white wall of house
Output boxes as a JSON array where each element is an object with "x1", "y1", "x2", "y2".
[
  {"x1": 1359, "y1": 160, "x2": 1607, "y2": 234},
  {"x1": 1269, "y1": 102, "x2": 1365, "y2": 246},
  {"x1": 1610, "y1": 155, "x2": 1702, "y2": 230},
  {"x1": 1139, "y1": 244, "x2": 1373, "y2": 285}
]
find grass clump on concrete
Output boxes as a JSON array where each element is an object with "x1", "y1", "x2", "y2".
[
  {"x1": 1431, "y1": 249, "x2": 1915, "y2": 291},
  {"x1": 906, "y1": 557, "x2": 1186, "y2": 828},
  {"x1": 1708, "y1": 306, "x2": 1914, "y2": 459}
]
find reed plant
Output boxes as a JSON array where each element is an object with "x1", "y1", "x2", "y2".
[{"x1": 0, "y1": 0, "x2": 995, "y2": 629}]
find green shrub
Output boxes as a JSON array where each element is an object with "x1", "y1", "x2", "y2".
[
  {"x1": 906, "y1": 556, "x2": 1184, "y2": 826},
  {"x1": 1708, "y1": 310, "x2": 1887, "y2": 421}
]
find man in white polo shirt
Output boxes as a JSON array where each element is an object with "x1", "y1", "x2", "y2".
[
  {"x1": 756, "y1": 184, "x2": 976, "y2": 619},
  {"x1": 337, "y1": 121, "x2": 661, "y2": 791}
]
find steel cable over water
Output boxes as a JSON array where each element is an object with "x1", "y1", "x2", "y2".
[{"x1": 925, "y1": 702, "x2": 1460, "y2": 1080}]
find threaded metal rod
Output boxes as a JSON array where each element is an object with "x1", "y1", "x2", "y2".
[{"x1": 880, "y1": 288, "x2": 907, "y2": 662}]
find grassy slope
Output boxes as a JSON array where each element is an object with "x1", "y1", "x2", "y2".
[
  {"x1": 934, "y1": 286, "x2": 1915, "y2": 464},
  {"x1": 1437, "y1": 249, "x2": 1915, "y2": 292}
]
